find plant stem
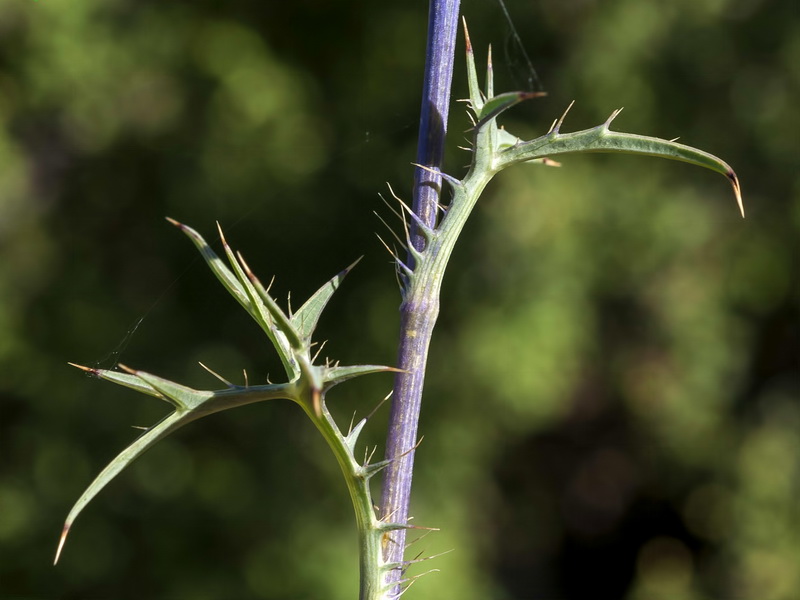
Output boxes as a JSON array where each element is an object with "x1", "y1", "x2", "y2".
[
  {"x1": 380, "y1": 0, "x2": 460, "y2": 592},
  {"x1": 308, "y1": 403, "x2": 385, "y2": 600}
]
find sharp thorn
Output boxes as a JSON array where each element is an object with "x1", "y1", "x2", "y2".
[
  {"x1": 604, "y1": 107, "x2": 624, "y2": 128},
  {"x1": 553, "y1": 100, "x2": 575, "y2": 134},
  {"x1": 365, "y1": 390, "x2": 392, "y2": 423},
  {"x1": 347, "y1": 411, "x2": 357, "y2": 436},
  {"x1": 728, "y1": 170, "x2": 745, "y2": 218},
  {"x1": 311, "y1": 340, "x2": 328, "y2": 364},
  {"x1": 235, "y1": 250, "x2": 254, "y2": 279},
  {"x1": 378, "y1": 191, "x2": 406, "y2": 224},
  {"x1": 198, "y1": 361, "x2": 234, "y2": 387},
  {"x1": 53, "y1": 523, "x2": 70, "y2": 565},
  {"x1": 404, "y1": 528, "x2": 435, "y2": 550},
  {"x1": 462, "y1": 17, "x2": 472, "y2": 55},
  {"x1": 374, "y1": 211, "x2": 409, "y2": 251},
  {"x1": 215, "y1": 221, "x2": 228, "y2": 247},
  {"x1": 375, "y1": 233, "x2": 399, "y2": 262},
  {"x1": 366, "y1": 444, "x2": 378, "y2": 465}
]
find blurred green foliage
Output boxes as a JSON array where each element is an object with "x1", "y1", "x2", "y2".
[{"x1": 0, "y1": 0, "x2": 796, "y2": 598}]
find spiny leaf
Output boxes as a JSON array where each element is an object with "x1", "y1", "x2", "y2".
[
  {"x1": 214, "y1": 225, "x2": 297, "y2": 376},
  {"x1": 168, "y1": 219, "x2": 301, "y2": 371},
  {"x1": 496, "y1": 108, "x2": 744, "y2": 217},
  {"x1": 69, "y1": 363, "x2": 164, "y2": 400},
  {"x1": 292, "y1": 257, "x2": 362, "y2": 344},
  {"x1": 237, "y1": 251, "x2": 304, "y2": 352},
  {"x1": 56, "y1": 368, "x2": 296, "y2": 565},
  {"x1": 474, "y1": 91, "x2": 546, "y2": 129},
  {"x1": 118, "y1": 365, "x2": 213, "y2": 411},
  {"x1": 324, "y1": 364, "x2": 403, "y2": 389},
  {"x1": 166, "y1": 218, "x2": 250, "y2": 308},
  {"x1": 462, "y1": 18, "x2": 483, "y2": 113},
  {"x1": 55, "y1": 410, "x2": 188, "y2": 565},
  {"x1": 224, "y1": 247, "x2": 276, "y2": 341}
]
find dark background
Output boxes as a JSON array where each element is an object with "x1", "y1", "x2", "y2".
[{"x1": 1, "y1": 0, "x2": 797, "y2": 598}]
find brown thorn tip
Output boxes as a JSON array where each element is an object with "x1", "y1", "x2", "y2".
[
  {"x1": 728, "y1": 171, "x2": 745, "y2": 218},
  {"x1": 54, "y1": 523, "x2": 70, "y2": 565},
  {"x1": 165, "y1": 217, "x2": 182, "y2": 228},
  {"x1": 68, "y1": 362, "x2": 94, "y2": 373},
  {"x1": 462, "y1": 17, "x2": 472, "y2": 53},
  {"x1": 215, "y1": 221, "x2": 228, "y2": 245},
  {"x1": 236, "y1": 251, "x2": 254, "y2": 276},
  {"x1": 118, "y1": 364, "x2": 136, "y2": 374}
]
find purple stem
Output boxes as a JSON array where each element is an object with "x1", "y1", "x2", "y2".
[{"x1": 380, "y1": 0, "x2": 460, "y2": 591}]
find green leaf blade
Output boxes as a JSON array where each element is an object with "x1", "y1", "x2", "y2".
[
  {"x1": 54, "y1": 410, "x2": 188, "y2": 565},
  {"x1": 324, "y1": 364, "x2": 402, "y2": 389},
  {"x1": 497, "y1": 111, "x2": 744, "y2": 217},
  {"x1": 475, "y1": 91, "x2": 546, "y2": 129},
  {"x1": 236, "y1": 252, "x2": 303, "y2": 353},
  {"x1": 119, "y1": 366, "x2": 213, "y2": 411},
  {"x1": 167, "y1": 218, "x2": 253, "y2": 308},
  {"x1": 292, "y1": 258, "x2": 361, "y2": 344},
  {"x1": 69, "y1": 363, "x2": 165, "y2": 400},
  {"x1": 462, "y1": 19, "x2": 483, "y2": 114},
  {"x1": 57, "y1": 367, "x2": 297, "y2": 565}
]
